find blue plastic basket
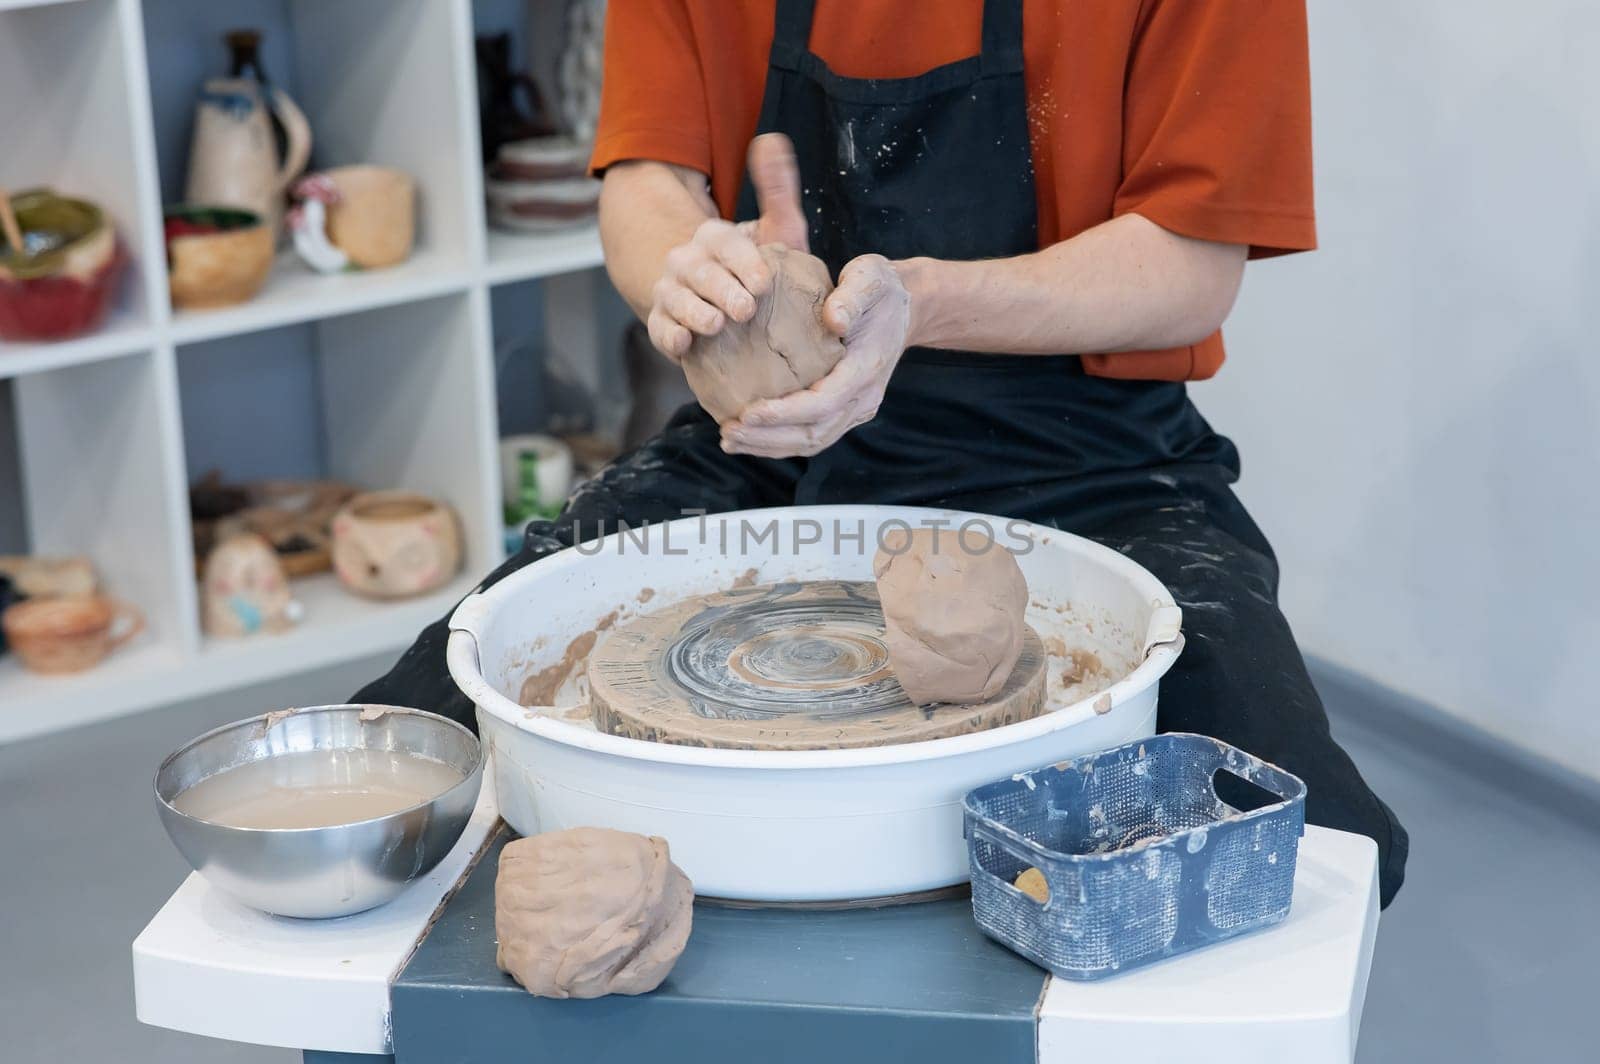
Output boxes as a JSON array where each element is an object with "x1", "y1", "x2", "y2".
[{"x1": 963, "y1": 733, "x2": 1307, "y2": 980}]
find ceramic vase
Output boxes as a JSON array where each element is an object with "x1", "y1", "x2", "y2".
[
  {"x1": 184, "y1": 31, "x2": 312, "y2": 240},
  {"x1": 475, "y1": 32, "x2": 558, "y2": 164}
]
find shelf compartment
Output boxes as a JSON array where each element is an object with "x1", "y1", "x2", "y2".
[
  {"x1": 142, "y1": 0, "x2": 477, "y2": 316},
  {"x1": 315, "y1": 291, "x2": 500, "y2": 577},
  {"x1": 0, "y1": 0, "x2": 158, "y2": 336},
  {"x1": 0, "y1": 350, "x2": 193, "y2": 738},
  {"x1": 175, "y1": 290, "x2": 499, "y2": 653}
]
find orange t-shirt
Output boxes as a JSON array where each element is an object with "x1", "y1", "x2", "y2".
[{"x1": 590, "y1": 0, "x2": 1316, "y2": 382}]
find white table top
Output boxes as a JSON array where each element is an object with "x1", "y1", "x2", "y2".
[
  {"x1": 1038, "y1": 826, "x2": 1380, "y2": 1064},
  {"x1": 134, "y1": 787, "x2": 1378, "y2": 1061},
  {"x1": 132, "y1": 775, "x2": 502, "y2": 1056}
]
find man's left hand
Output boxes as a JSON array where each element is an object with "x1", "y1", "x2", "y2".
[{"x1": 721, "y1": 254, "x2": 911, "y2": 458}]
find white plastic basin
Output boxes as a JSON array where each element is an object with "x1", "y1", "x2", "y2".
[{"x1": 447, "y1": 505, "x2": 1183, "y2": 901}]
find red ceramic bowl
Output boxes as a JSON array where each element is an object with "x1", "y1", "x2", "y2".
[{"x1": 0, "y1": 189, "x2": 127, "y2": 343}]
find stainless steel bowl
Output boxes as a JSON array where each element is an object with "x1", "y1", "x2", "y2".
[{"x1": 155, "y1": 704, "x2": 483, "y2": 919}]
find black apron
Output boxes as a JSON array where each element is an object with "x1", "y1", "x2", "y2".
[{"x1": 732, "y1": 0, "x2": 1237, "y2": 513}]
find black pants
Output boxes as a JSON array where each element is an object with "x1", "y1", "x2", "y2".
[{"x1": 355, "y1": 406, "x2": 1409, "y2": 906}]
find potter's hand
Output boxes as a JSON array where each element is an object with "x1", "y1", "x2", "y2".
[
  {"x1": 722, "y1": 254, "x2": 911, "y2": 458},
  {"x1": 647, "y1": 134, "x2": 810, "y2": 360}
]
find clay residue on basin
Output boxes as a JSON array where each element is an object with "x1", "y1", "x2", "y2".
[
  {"x1": 519, "y1": 610, "x2": 618, "y2": 708},
  {"x1": 1036, "y1": 611, "x2": 1129, "y2": 708}
]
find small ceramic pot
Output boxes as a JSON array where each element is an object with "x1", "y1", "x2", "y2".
[
  {"x1": 290, "y1": 166, "x2": 415, "y2": 272},
  {"x1": 165, "y1": 205, "x2": 274, "y2": 309},
  {"x1": 2, "y1": 595, "x2": 143, "y2": 674},
  {"x1": 0, "y1": 189, "x2": 126, "y2": 342},
  {"x1": 332, "y1": 492, "x2": 461, "y2": 600}
]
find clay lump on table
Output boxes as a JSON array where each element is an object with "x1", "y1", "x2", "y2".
[{"x1": 495, "y1": 827, "x2": 693, "y2": 999}]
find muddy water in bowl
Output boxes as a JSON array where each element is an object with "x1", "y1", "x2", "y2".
[
  {"x1": 173, "y1": 747, "x2": 464, "y2": 829},
  {"x1": 156, "y1": 705, "x2": 483, "y2": 917}
]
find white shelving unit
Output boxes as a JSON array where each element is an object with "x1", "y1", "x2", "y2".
[{"x1": 0, "y1": 0, "x2": 608, "y2": 742}]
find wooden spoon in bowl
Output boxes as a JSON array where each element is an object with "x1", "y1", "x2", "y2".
[{"x1": 0, "y1": 187, "x2": 24, "y2": 258}]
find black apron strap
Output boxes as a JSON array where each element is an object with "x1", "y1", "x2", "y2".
[
  {"x1": 769, "y1": 0, "x2": 816, "y2": 70},
  {"x1": 771, "y1": 0, "x2": 1023, "y2": 74},
  {"x1": 980, "y1": 0, "x2": 1025, "y2": 75}
]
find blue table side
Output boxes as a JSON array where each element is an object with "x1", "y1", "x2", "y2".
[{"x1": 390, "y1": 828, "x2": 1048, "y2": 1064}]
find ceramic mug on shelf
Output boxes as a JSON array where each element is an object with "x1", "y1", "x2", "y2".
[
  {"x1": 2, "y1": 595, "x2": 143, "y2": 674},
  {"x1": 290, "y1": 166, "x2": 416, "y2": 273},
  {"x1": 331, "y1": 492, "x2": 461, "y2": 600}
]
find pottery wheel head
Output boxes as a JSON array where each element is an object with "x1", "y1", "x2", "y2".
[
  {"x1": 586, "y1": 580, "x2": 1048, "y2": 750},
  {"x1": 665, "y1": 583, "x2": 903, "y2": 720}
]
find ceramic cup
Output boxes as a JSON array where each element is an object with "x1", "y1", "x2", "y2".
[
  {"x1": 291, "y1": 166, "x2": 415, "y2": 272},
  {"x1": 2, "y1": 595, "x2": 143, "y2": 674},
  {"x1": 498, "y1": 434, "x2": 574, "y2": 516},
  {"x1": 331, "y1": 492, "x2": 461, "y2": 600}
]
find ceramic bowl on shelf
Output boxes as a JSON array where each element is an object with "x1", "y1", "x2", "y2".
[
  {"x1": 164, "y1": 205, "x2": 274, "y2": 310},
  {"x1": 0, "y1": 188, "x2": 126, "y2": 342},
  {"x1": 485, "y1": 175, "x2": 600, "y2": 233},
  {"x1": 2, "y1": 594, "x2": 143, "y2": 674},
  {"x1": 492, "y1": 136, "x2": 591, "y2": 182},
  {"x1": 331, "y1": 491, "x2": 462, "y2": 600}
]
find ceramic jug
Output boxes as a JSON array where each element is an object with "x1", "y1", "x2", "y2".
[{"x1": 185, "y1": 33, "x2": 311, "y2": 240}]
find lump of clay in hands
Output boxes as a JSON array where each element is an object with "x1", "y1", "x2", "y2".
[
  {"x1": 873, "y1": 527, "x2": 1029, "y2": 705},
  {"x1": 682, "y1": 244, "x2": 845, "y2": 423},
  {"x1": 495, "y1": 827, "x2": 693, "y2": 999}
]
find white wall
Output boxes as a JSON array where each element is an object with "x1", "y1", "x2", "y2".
[{"x1": 1194, "y1": 0, "x2": 1600, "y2": 780}]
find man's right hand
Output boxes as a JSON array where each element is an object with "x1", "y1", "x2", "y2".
[{"x1": 646, "y1": 133, "x2": 811, "y2": 360}]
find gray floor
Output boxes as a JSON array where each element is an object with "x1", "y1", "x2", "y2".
[{"x1": 1, "y1": 661, "x2": 1592, "y2": 1063}]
